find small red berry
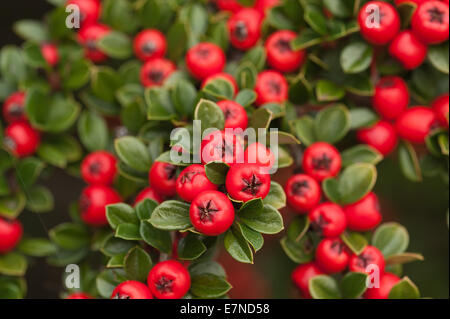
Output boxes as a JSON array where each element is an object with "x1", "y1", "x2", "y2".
[
  {"x1": 244, "y1": 142, "x2": 275, "y2": 172},
  {"x1": 358, "y1": 1, "x2": 400, "y2": 45},
  {"x1": 200, "y1": 130, "x2": 244, "y2": 165},
  {"x1": 396, "y1": 106, "x2": 438, "y2": 144},
  {"x1": 140, "y1": 58, "x2": 176, "y2": 88},
  {"x1": 373, "y1": 76, "x2": 409, "y2": 120},
  {"x1": 343, "y1": 192, "x2": 382, "y2": 232},
  {"x1": 41, "y1": 43, "x2": 59, "y2": 67},
  {"x1": 149, "y1": 161, "x2": 177, "y2": 197},
  {"x1": 302, "y1": 142, "x2": 342, "y2": 182},
  {"x1": 190, "y1": 190, "x2": 235, "y2": 235},
  {"x1": 66, "y1": 293, "x2": 93, "y2": 299},
  {"x1": 67, "y1": 0, "x2": 101, "y2": 27},
  {"x1": 254, "y1": 0, "x2": 280, "y2": 15},
  {"x1": 226, "y1": 163, "x2": 271, "y2": 202},
  {"x1": 217, "y1": 100, "x2": 248, "y2": 131},
  {"x1": 265, "y1": 30, "x2": 306, "y2": 73},
  {"x1": 216, "y1": 0, "x2": 243, "y2": 13},
  {"x1": 254, "y1": 70, "x2": 289, "y2": 106},
  {"x1": 432, "y1": 93, "x2": 449, "y2": 128},
  {"x1": 411, "y1": 0, "x2": 449, "y2": 44},
  {"x1": 186, "y1": 43, "x2": 226, "y2": 80},
  {"x1": 0, "y1": 218, "x2": 23, "y2": 254},
  {"x1": 228, "y1": 8, "x2": 263, "y2": 50},
  {"x1": 315, "y1": 238, "x2": 350, "y2": 274},
  {"x1": 357, "y1": 121, "x2": 399, "y2": 156},
  {"x1": 134, "y1": 187, "x2": 164, "y2": 205},
  {"x1": 111, "y1": 281, "x2": 153, "y2": 299},
  {"x1": 133, "y1": 29, "x2": 167, "y2": 62},
  {"x1": 365, "y1": 272, "x2": 400, "y2": 299},
  {"x1": 285, "y1": 174, "x2": 321, "y2": 213},
  {"x1": 147, "y1": 260, "x2": 191, "y2": 299},
  {"x1": 4, "y1": 121, "x2": 40, "y2": 158},
  {"x1": 394, "y1": 0, "x2": 428, "y2": 5},
  {"x1": 291, "y1": 262, "x2": 324, "y2": 299},
  {"x1": 2, "y1": 92, "x2": 26, "y2": 123},
  {"x1": 81, "y1": 151, "x2": 117, "y2": 185},
  {"x1": 389, "y1": 31, "x2": 427, "y2": 70},
  {"x1": 349, "y1": 245, "x2": 386, "y2": 274},
  {"x1": 202, "y1": 73, "x2": 239, "y2": 97},
  {"x1": 79, "y1": 185, "x2": 121, "y2": 227},
  {"x1": 77, "y1": 23, "x2": 111, "y2": 63},
  {"x1": 309, "y1": 203, "x2": 347, "y2": 238},
  {"x1": 176, "y1": 164, "x2": 218, "y2": 203}
]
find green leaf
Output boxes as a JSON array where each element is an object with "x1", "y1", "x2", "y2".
[
  {"x1": 178, "y1": 233, "x2": 207, "y2": 260},
  {"x1": 171, "y1": 79, "x2": 198, "y2": 117},
  {"x1": 106, "y1": 203, "x2": 138, "y2": 230},
  {"x1": 340, "y1": 42, "x2": 373, "y2": 74},
  {"x1": 341, "y1": 232, "x2": 368, "y2": 255},
  {"x1": 107, "y1": 254, "x2": 126, "y2": 268},
  {"x1": 25, "y1": 185, "x2": 54, "y2": 213},
  {"x1": 280, "y1": 235, "x2": 314, "y2": 264},
  {"x1": 102, "y1": 0, "x2": 139, "y2": 33},
  {"x1": 250, "y1": 107, "x2": 273, "y2": 130},
  {"x1": 224, "y1": 225, "x2": 253, "y2": 264},
  {"x1": 101, "y1": 235, "x2": 135, "y2": 257},
  {"x1": 22, "y1": 42, "x2": 46, "y2": 68},
  {"x1": 115, "y1": 223, "x2": 142, "y2": 241},
  {"x1": 263, "y1": 182, "x2": 286, "y2": 209},
  {"x1": 0, "y1": 193, "x2": 26, "y2": 219},
  {"x1": 389, "y1": 277, "x2": 420, "y2": 299},
  {"x1": 235, "y1": 89, "x2": 257, "y2": 107},
  {"x1": 239, "y1": 223, "x2": 264, "y2": 252},
  {"x1": 338, "y1": 163, "x2": 377, "y2": 205},
  {"x1": 194, "y1": 99, "x2": 225, "y2": 134},
  {"x1": 97, "y1": 31, "x2": 132, "y2": 59},
  {"x1": 292, "y1": 116, "x2": 316, "y2": 146},
  {"x1": 115, "y1": 136, "x2": 151, "y2": 173},
  {"x1": 304, "y1": 7, "x2": 328, "y2": 35},
  {"x1": 167, "y1": 22, "x2": 188, "y2": 61},
  {"x1": 135, "y1": 199, "x2": 159, "y2": 221},
  {"x1": 140, "y1": 221, "x2": 172, "y2": 254},
  {"x1": 91, "y1": 67, "x2": 122, "y2": 103},
  {"x1": 287, "y1": 216, "x2": 310, "y2": 242},
  {"x1": 309, "y1": 275, "x2": 341, "y2": 299},
  {"x1": 96, "y1": 269, "x2": 124, "y2": 299},
  {"x1": 341, "y1": 145, "x2": 383, "y2": 167},
  {"x1": 49, "y1": 223, "x2": 89, "y2": 251},
  {"x1": 150, "y1": 200, "x2": 192, "y2": 230},
  {"x1": 61, "y1": 59, "x2": 91, "y2": 90},
  {"x1": 398, "y1": 141, "x2": 422, "y2": 182},
  {"x1": 0, "y1": 253, "x2": 28, "y2": 276},
  {"x1": 204, "y1": 161, "x2": 230, "y2": 185},
  {"x1": 340, "y1": 272, "x2": 368, "y2": 299},
  {"x1": 239, "y1": 204, "x2": 284, "y2": 235},
  {"x1": 350, "y1": 108, "x2": 379, "y2": 130},
  {"x1": 16, "y1": 157, "x2": 45, "y2": 188},
  {"x1": 145, "y1": 87, "x2": 176, "y2": 121},
  {"x1": 124, "y1": 246, "x2": 152, "y2": 281},
  {"x1": 0, "y1": 46, "x2": 27, "y2": 84},
  {"x1": 372, "y1": 222, "x2": 409, "y2": 257},
  {"x1": 344, "y1": 74, "x2": 375, "y2": 96},
  {"x1": 291, "y1": 29, "x2": 323, "y2": 50},
  {"x1": 314, "y1": 104, "x2": 351, "y2": 144},
  {"x1": 385, "y1": 253, "x2": 424, "y2": 266},
  {"x1": 428, "y1": 42, "x2": 449, "y2": 74},
  {"x1": 190, "y1": 274, "x2": 232, "y2": 298},
  {"x1": 203, "y1": 78, "x2": 234, "y2": 100},
  {"x1": 323, "y1": 0, "x2": 353, "y2": 18},
  {"x1": 322, "y1": 178, "x2": 341, "y2": 203},
  {"x1": 13, "y1": 20, "x2": 48, "y2": 43},
  {"x1": 18, "y1": 238, "x2": 57, "y2": 257},
  {"x1": 189, "y1": 260, "x2": 226, "y2": 278},
  {"x1": 236, "y1": 61, "x2": 257, "y2": 89},
  {"x1": 316, "y1": 80, "x2": 346, "y2": 102}
]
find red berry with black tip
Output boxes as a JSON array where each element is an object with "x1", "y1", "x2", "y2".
[
  {"x1": 244, "y1": 142, "x2": 275, "y2": 172},
  {"x1": 79, "y1": 185, "x2": 121, "y2": 227},
  {"x1": 291, "y1": 262, "x2": 324, "y2": 299},
  {"x1": 226, "y1": 163, "x2": 271, "y2": 202},
  {"x1": 133, "y1": 29, "x2": 167, "y2": 62},
  {"x1": 0, "y1": 218, "x2": 23, "y2": 254},
  {"x1": 134, "y1": 187, "x2": 163, "y2": 205},
  {"x1": 265, "y1": 30, "x2": 305, "y2": 73},
  {"x1": 111, "y1": 281, "x2": 153, "y2": 299},
  {"x1": 186, "y1": 43, "x2": 226, "y2": 80},
  {"x1": 389, "y1": 31, "x2": 427, "y2": 70},
  {"x1": 217, "y1": 100, "x2": 248, "y2": 131},
  {"x1": 81, "y1": 151, "x2": 117, "y2": 185},
  {"x1": 149, "y1": 161, "x2": 177, "y2": 197},
  {"x1": 176, "y1": 164, "x2": 218, "y2": 203},
  {"x1": 357, "y1": 121, "x2": 399, "y2": 156},
  {"x1": 4, "y1": 121, "x2": 40, "y2": 158},
  {"x1": 315, "y1": 238, "x2": 350, "y2": 274},
  {"x1": 228, "y1": 8, "x2": 263, "y2": 50},
  {"x1": 344, "y1": 192, "x2": 382, "y2": 232},
  {"x1": 432, "y1": 93, "x2": 449, "y2": 128},
  {"x1": 77, "y1": 23, "x2": 111, "y2": 63},
  {"x1": 349, "y1": 245, "x2": 386, "y2": 274},
  {"x1": 412, "y1": 0, "x2": 449, "y2": 44},
  {"x1": 308, "y1": 203, "x2": 347, "y2": 238},
  {"x1": 67, "y1": 0, "x2": 101, "y2": 27},
  {"x1": 147, "y1": 260, "x2": 191, "y2": 299},
  {"x1": 302, "y1": 142, "x2": 342, "y2": 182},
  {"x1": 365, "y1": 272, "x2": 400, "y2": 299},
  {"x1": 202, "y1": 73, "x2": 239, "y2": 97},
  {"x1": 254, "y1": 70, "x2": 289, "y2": 106},
  {"x1": 200, "y1": 130, "x2": 244, "y2": 165},
  {"x1": 396, "y1": 106, "x2": 438, "y2": 144},
  {"x1": 373, "y1": 76, "x2": 409, "y2": 120},
  {"x1": 2, "y1": 92, "x2": 26, "y2": 123},
  {"x1": 285, "y1": 174, "x2": 321, "y2": 214},
  {"x1": 358, "y1": 1, "x2": 400, "y2": 45},
  {"x1": 140, "y1": 58, "x2": 176, "y2": 88},
  {"x1": 41, "y1": 43, "x2": 59, "y2": 67}
]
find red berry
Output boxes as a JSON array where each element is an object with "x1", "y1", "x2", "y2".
[
  {"x1": 244, "y1": 142, "x2": 275, "y2": 172},
  {"x1": 254, "y1": 70, "x2": 289, "y2": 106},
  {"x1": 190, "y1": 190, "x2": 235, "y2": 235},
  {"x1": 0, "y1": 218, "x2": 23, "y2": 254},
  {"x1": 228, "y1": 8, "x2": 263, "y2": 50},
  {"x1": 389, "y1": 31, "x2": 427, "y2": 70},
  {"x1": 358, "y1": 1, "x2": 400, "y2": 45},
  {"x1": 186, "y1": 43, "x2": 226, "y2": 80},
  {"x1": 394, "y1": 0, "x2": 428, "y2": 5},
  {"x1": 149, "y1": 161, "x2": 177, "y2": 197},
  {"x1": 285, "y1": 174, "x2": 321, "y2": 213},
  {"x1": 200, "y1": 130, "x2": 244, "y2": 165},
  {"x1": 216, "y1": 0, "x2": 243, "y2": 13},
  {"x1": 79, "y1": 185, "x2": 121, "y2": 226},
  {"x1": 291, "y1": 262, "x2": 324, "y2": 299},
  {"x1": 176, "y1": 164, "x2": 218, "y2": 203},
  {"x1": 343, "y1": 192, "x2": 382, "y2": 232},
  {"x1": 133, "y1": 29, "x2": 167, "y2": 62},
  {"x1": 315, "y1": 238, "x2": 350, "y2": 274},
  {"x1": 147, "y1": 260, "x2": 191, "y2": 299},
  {"x1": 254, "y1": 0, "x2": 280, "y2": 15},
  {"x1": 265, "y1": 30, "x2": 306, "y2": 73},
  {"x1": 302, "y1": 142, "x2": 342, "y2": 182},
  {"x1": 357, "y1": 121, "x2": 399, "y2": 156},
  {"x1": 309, "y1": 203, "x2": 347, "y2": 238},
  {"x1": 411, "y1": 0, "x2": 449, "y2": 44},
  {"x1": 432, "y1": 93, "x2": 449, "y2": 128},
  {"x1": 365, "y1": 272, "x2": 400, "y2": 299},
  {"x1": 134, "y1": 187, "x2": 164, "y2": 205},
  {"x1": 373, "y1": 76, "x2": 409, "y2": 120},
  {"x1": 140, "y1": 58, "x2": 176, "y2": 88},
  {"x1": 66, "y1": 293, "x2": 93, "y2": 299},
  {"x1": 2, "y1": 92, "x2": 26, "y2": 123},
  {"x1": 81, "y1": 151, "x2": 117, "y2": 185},
  {"x1": 4, "y1": 121, "x2": 40, "y2": 158},
  {"x1": 396, "y1": 106, "x2": 438, "y2": 144},
  {"x1": 77, "y1": 23, "x2": 111, "y2": 63},
  {"x1": 67, "y1": 0, "x2": 101, "y2": 27},
  {"x1": 217, "y1": 100, "x2": 248, "y2": 131},
  {"x1": 41, "y1": 43, "x2": 59, "y2": 67},
  {"x1": 226, "y1": 163, "x2": 271, "y2": 202},
  {"x1": 202, "y1": 73, "x2": 239, "y2": 97},
  {"x1": 111, "y1": 281, "x2": 153, "y2": 299},
  {"x1": 349, "y1": 245, "x2": 386, "y2": 274}
]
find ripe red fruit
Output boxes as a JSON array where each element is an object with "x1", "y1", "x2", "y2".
[
  {"x1": 67, "y1": 0, "x2": 101, "y2": 27},
  {"x1": 200, "y1": 130, "x2": 244, "y2": 165},
  {"x1": 0, "y1": 218, "x2": 23, "y2": 254},
  {"x1": 349, "y1": 245, "x2": 386, "y2": 274},
  {"x1": 254, "y1": 0, "x2": 280, "y2": 15},
  {"x1": 186, "y1": 43, "x2": 226, "y2": 80},
  {"x1": 111, "y1": 281, "x2": 153, "y2": 299},
  {"x1": 217, "y1": 100, "x2": 248, "y2": 131},
  {"x1": 79, "y1": 185, "x2": 121, "y2": 226},
  {"x1": 432, "y1": 93, "x2": 449, "y2": 128},
  {"x1": 226, "y1": 163, "x2": 271, "y2": 202},
  {"x1": 291, "y1": 262, "x2": 324, "y2": 299},
  {"x1": 66, "y1": 293, "x2": 93, "y2": 299},
  {"x1": 147, "y1": 260, "x2": 191, "y2": 299},
  {"x1": 149, "y1": 161, "x2": 177, "y2": 197},
  {"x1": 315, "y1": 238, "x2": 350, "y2": 274},
  {"x1": 133, "y1": 29, "x2": 167, "y2": 62},
  {"x1": 228, "y1": 8, "x2": 263, "y2": 50},
  {"x1": 202, "y1": 73, "x2": 239, "y2": 96},
  {"x1": 373, "y1": 76, "x2": 409, "y2": 120},
  {"x1": 285, "y1": 174, "x2": 321, "y2": 213},
  {"x1": 140, "y1": 58, "x2": 176, "y2": 88},
  {"x1": 4, "y1": 121, "x2": 40, "y2": 158},
  {"x1": 265, "y1": 30, "x2": 306, "y2": 73},
  {"x1": 2, "y1": 92, "x2": 26, "y2": 123},
  {"x1": 396, "y1": 106, "x2": 438, "y2": 144},
  {"x1": 344, "y1": 192, "x2": 382, "y2": 232},
  {"x1": 216, "y1": 0, "x2": 243, "y2": 13},
  {"x1": 254, "y1": 70, "x2": 289, "y2": 106},
  {"x1": 358, "y1": 1, "x2": 400, "y2": 45},
  {"x1": 365, "y1": 272, "x2": 401, "y2": 299},
  {"x1": 190, "y1": 190, "x2": 235, "y2": 235},
  {"x1": 176, "y1": 164, "x2": 218, "y2": 203},
  {"x1": 394, "y1": 0, "x2": 427, "y2": 5},
  {"x1": 81, "y1": 151, "x2": 117, "y2": 185},
  {"x1": 41, "y1": 43, "x2": 59, "y2": 67},
  {"x1": 134, "y1": 187, "x2": 163, "y2": 205},
  {"x1": 309, "y1": 203, "x2": 347, "y2": 238},
  {"x1": 302, "y1": 142, "x2": 342, "y2": 182},
  {"x1": 357, "y1": 121, "x2": 399, "y2": 156},
  {"x1": 389, "y1": 31, "x2": 427, "y2": 70},
  {"x1": 411, "y1": 0, "x2": 449, "y2": 44},
  {"x1": 244, "y1": 142, "x2": 275, "y2": 172},
  {"x1": 77, "y1": 23, "x2": 111, "y2": 63}
]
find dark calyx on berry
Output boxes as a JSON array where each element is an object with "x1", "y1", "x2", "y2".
[
  {"x1": 89, "y1": 162, "x2": 101, "y2": 175},
  {"x1": 148, "y1": 70, "x2": 165, "y2": 84},
  {"x1": 312, "y1": 153, "x2": 333, "y2": 171},
  {"x1": 242, "y1": 174, "x2": 263, "y2": 196},
  {"x1": 356, "y1": 252, "x2": 374, "y2": 269},
  {"x1": 292, "y1": 180, "x2": 309, "y2": 196},
  {"x1": 112, "y1": 293, "x2": 131, "y2": 299},
  {"x1": 234, "y1": 21, "x2": 248, "y2": 40},
  {"x1": 215, "y1": 138, "x2": 235, "y2": 157},
  {"x1": 198, "y1": 200, "x2": 219, "y2": 223},
  {"x1": 156, "y1": 276, "x2": 174, "y2": 294},
  {"x1": 311, "y1": 214, "x2": 330, "y2": 234},
  {"x1": 275, "y1": 39, "x2": 292, "y2": 53},
  {"x1": 180, "y1": 171, "x2": 200, "y2": 184},
  {"x1": 331, "y1": 240, "x2": 344, "y2": 254},
  {"x1": 142, "y1": 41, "x2": 156, "y2": 54},
  {"x1": 268, "y1": 80, "x2": 282, "y2": 94},
  {"x1": 164, "y1": 164, "x2": 177, "y2": 180},
  {"x1": 427, "y1": 6, "x2": 445, "y2": 23},
  {"x1": 196, "y1": 48, "x2": 211, "y2": 58}
]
